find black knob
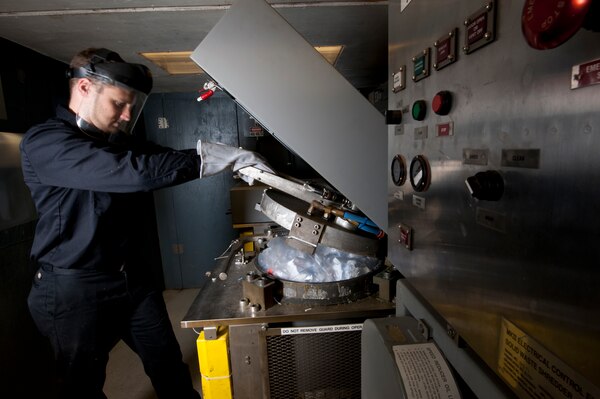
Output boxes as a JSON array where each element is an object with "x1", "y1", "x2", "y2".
[
  {"x1": 465, "y1": 170, "x2": 504, "y2": 201},
  {"x1": 385, "y1": 110, "x2": 403, "y2": 125}
]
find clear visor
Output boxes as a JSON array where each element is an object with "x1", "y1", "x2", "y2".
[{"x1": 76, "y1": 79, "x2": 148, "y2": 136}]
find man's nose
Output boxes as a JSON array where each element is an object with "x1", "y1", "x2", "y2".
[{"x1": 120, "y1": 106, "x2": 132, "y2": 122}]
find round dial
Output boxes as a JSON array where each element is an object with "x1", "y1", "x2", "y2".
[
  {"x1": 409, "y1": 155, "x2": 431, "y2": 192},
  {"x1": 391, "y1": 155, "x2": 407, "y2": 186}
]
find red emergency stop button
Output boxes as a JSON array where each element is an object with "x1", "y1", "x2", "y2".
[
  {"x1": 522, "y1": 0, "x2": 592, "y2": 50},
  {"x1": 432, "y1": 91, "x2": 452, "y2": 115}
]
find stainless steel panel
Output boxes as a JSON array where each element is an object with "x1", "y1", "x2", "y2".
[
  {"x1": 181, "y1": 253, "x2": 394, "y2": 329},
  {"x1": 191, "y1": 0, "x2": 388, "y2": 230},
  {"x1": 229, "y1": 324, "x2": 270, "y2": 399},
  {"x1": 388, "y1": 0, "x2": 600, "y2": 392}
]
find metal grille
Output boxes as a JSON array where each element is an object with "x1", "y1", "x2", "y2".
[{"x1": 266, "y1": 330, "x2": 361, "y2": 399}]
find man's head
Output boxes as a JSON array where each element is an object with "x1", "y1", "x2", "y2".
[{"x1": 68, "y1": 48, "x2": 153, "y2": 135}]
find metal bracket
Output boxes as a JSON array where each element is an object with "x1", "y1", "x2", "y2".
[
  {"x1": 287, "y1": 214, "x2": 325, "y2": 254},
  {"x1": 203, "y1": 326, "x2": 218, "y2": 340}
]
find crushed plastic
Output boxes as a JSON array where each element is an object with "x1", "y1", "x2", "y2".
[{"x1": 257, "y1": 236, "x2": 380, "y2": 283}]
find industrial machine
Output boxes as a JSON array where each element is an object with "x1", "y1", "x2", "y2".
[
  {"x1": 182, "y1": 0, "x2": 600, "y2": 398},
  {"x1": 183, "y1": 169, "x2": 395, "y2": 398}
]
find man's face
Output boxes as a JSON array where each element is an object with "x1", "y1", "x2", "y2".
[{"x1": 86, "y1": 83, "x2": 137, "y2": 134}]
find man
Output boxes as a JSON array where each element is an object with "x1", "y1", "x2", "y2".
[{"x1": 20, "y1": 48, "x2": 273, "y2": 398}]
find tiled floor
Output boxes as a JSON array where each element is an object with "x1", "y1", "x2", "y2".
[{"x1": 104, "y1": 288, "x2": 203, "y2": 399}]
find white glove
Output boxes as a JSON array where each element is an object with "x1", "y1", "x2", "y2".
[{"x1": 196, "y1": 140, "x2": 275, "y2": 184}]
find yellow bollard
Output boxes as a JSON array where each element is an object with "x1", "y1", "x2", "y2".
[{"x1": 197, "y1": 327, "x2": 232, "y2": 399}]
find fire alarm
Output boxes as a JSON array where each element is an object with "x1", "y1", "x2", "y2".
[{"x1": 522, "y1": 0, "x2": 594, "y2": 50}]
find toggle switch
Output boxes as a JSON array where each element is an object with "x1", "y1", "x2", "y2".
[
  {"x1": 432, "y1": 90, "x2": 453, "y2": 115},
  {"x1": 465, "y1": 170, "x2": 504, "y2": 201}
]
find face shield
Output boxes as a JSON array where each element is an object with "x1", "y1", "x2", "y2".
[{"x1": 70, "y1": 60, "x2": 153, "y2": 135}]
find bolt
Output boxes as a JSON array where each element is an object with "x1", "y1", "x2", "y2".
[
  {"x1": 244, "y1": 356, "x2": 251, "y2": 365},
  {"x1": 447, "y1": 326, "x2": 456, "y2": 339},
  {"x1": 250, "y1": 303, "x2": 261, "y2": 313}
]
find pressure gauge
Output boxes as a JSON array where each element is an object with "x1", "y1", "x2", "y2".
[
  {"x1": 391, "y1": 155, "x2": 407, "y2": 186},
  {"x1": 410, "y1": 155, "x2": 431, "y2": 192}
]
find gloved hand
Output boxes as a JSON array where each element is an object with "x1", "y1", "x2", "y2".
[{"x1": 196, "y1": 140, "x2": 275, "y2": 184}]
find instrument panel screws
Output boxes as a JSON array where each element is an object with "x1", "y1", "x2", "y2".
[{"x1": 447, "y1": 325, "x2": 457, "y2": 339}]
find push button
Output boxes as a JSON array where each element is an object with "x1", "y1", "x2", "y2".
[
  {"x1": 411, "y1": 100, "x2": 427, "y2": 121},
  {"x1": 432, "y1": 90, "x2": 453, "y2": 115}
]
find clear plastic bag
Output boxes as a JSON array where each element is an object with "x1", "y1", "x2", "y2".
[{"x1": 257, "y1": 236, "x2": 380, "y2": 282}]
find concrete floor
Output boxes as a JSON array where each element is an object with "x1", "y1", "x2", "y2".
[{"x1": 104, "y1": 288, "x2": 203, "y2": 399}]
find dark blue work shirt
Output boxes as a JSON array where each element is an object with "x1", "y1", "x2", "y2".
[{"x1": 20, "y1": 105, "x2": 201, "y2": 272}]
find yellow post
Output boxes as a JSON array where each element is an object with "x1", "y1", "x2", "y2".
[
  {"x1": 241, "y1": 230, "x2": 255, "y2": 253},
  {"x1": 197, "y1": 326, "x2": 233, "y2": 399}
]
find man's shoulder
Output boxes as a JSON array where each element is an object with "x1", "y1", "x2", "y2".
[{"x1": 21, "y1": 117, "x2": 75, "y2": 152}]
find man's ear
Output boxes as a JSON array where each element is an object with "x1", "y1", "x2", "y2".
[{"x1": 76, "y1": 78, "x2": 93, "y2": 96}]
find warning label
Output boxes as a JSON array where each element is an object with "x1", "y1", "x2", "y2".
[
  {"x1": 393, "y1": 342, "x2": 461, "y2": 399},
  {"x1": 280, "y1": 323, "x2": 362, "y2": 335},
  {"x1": 498, "y1": 318, "x2": 600, "y2": 399}
]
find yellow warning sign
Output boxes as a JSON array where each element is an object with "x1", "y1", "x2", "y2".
[{"x1": 498, "y1": 318, "x2": 599, "y2": 399}]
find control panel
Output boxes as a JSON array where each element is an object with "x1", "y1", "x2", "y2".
[{"x1": 387, "y1": 0, "x2": 600, "y2": 396}]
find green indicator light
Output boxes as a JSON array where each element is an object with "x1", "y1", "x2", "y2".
[{"x1": 412, "y1": 100, "x2": 426, "y2": 121}]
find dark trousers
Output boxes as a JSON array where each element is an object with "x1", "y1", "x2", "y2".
[{"x1": 28, "y1": 265, "x2": 200, "y2": 399}]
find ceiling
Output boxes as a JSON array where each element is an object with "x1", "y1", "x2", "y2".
[{"x1": 0, "y1": 0, "x2": 388, "y2": 93}]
